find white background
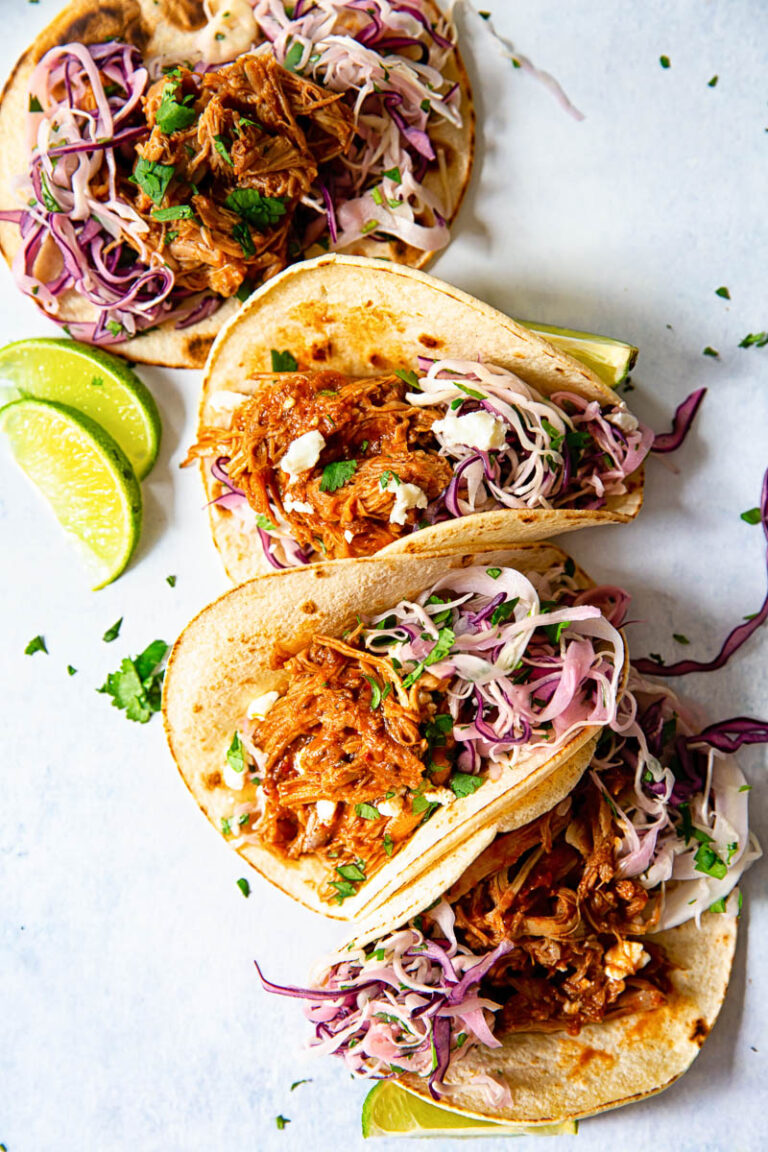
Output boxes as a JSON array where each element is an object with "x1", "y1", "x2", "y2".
[{"x1": 1, "y1": 2, "x2": 766, "y2": 1150}]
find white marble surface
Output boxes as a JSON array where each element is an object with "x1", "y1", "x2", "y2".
[{"x1": 1, "y1": 2, "x2": 767, "y2": 1150}]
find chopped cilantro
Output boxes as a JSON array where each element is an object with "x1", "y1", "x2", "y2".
[
  {"x1": 565, "y1": 428, "x2": 592, "y2": 456},
  {"x1": 659, "y1": 55, "x2": 671, "y2": 68},
  {"x1": 486, "y1": 567, "x2": 502, "y2": 579},
  {"x1": 702, "y1": 346, "x2": 720, "y2": 358},
  {"x1": 106, "y1": 320, "x2": 124, "y2": 338},
  {"x1": 382, "y1": 166, "x2": 402, "y2": 183},
  {"x1": 412, "y1": 793, "x2": 437, "y2": 815},
  {"x1": 233, "y1": 221, "x2": 255, "y2": 257},
  {"x1": 97, "y1": 639, "x2": 168, "y2": 724},
  {"x1": 131, "y1": 158, "x2": 175, "y2": 205},
  {"x1": 380, "y1": 469, "x2": 400, "y2": 489},
  {"x1": 275, "y1": 1115, "x2": 291, "y2": 1130},
  {"x1": 425, "y1": 712, "x2": 453, "y2": 745},
  {"x1": 383, "y1": 834, "x2": 394, "y2": 856},
  {"x1": 449, "y1": 772, "x2": 484, "y2": 798},
  {"x1": 544, "y1": 618, "x2": 570, "y2": 645},
  {"x1": 255, "y1": 513, "x2": 278, "y2": 531},
  {"x1": 456, "y1": 1031, "x2": 468, "y2": 1047},
  {"x1": 708, "y1": 75, "x2": 719, "y2": 87},
  {"x1": 361, "y1": 219, "x2": 379, "y2": 234},
  {"x1": 235, "y1": 280, "x2": 253, "y2": 302},
  {"x1": 363, "y1": 675, "x2": 384, "y2": 710},
  {"x1": 67, "y1": 665, "x2": 77, "y2": 676},
  {"x1": 491, "y1": 597, "x2": 519, "y2": 627},
  {"x1": 709, "y1": 896, "x2": 727, "y2": 913},
  {"x1": 40, "y1": 171, "x2": 61, "y2": 213},
  {"x1": 694, "y1": 842, "x2": 727, "y2": 879},
  {"x1": 29, "y1": 95, "x2": 43, "y2": 112},
  {"x1": 25, "y1": 634, "x2": 47, "y2": 655},
  {"x1": 166, "y1": 575, "x2": 176, "y2": 587},
  {"x1": 355, "y1": 802, "x2": 380, "y2": 820},
  {"x1": 541, "y1": 417, "x2": 565, "y2": 453},
  {"x1": 320, "y1": 459, "x2": 358, "y2": 493},
  {"x1": 337, "y1": 861, "x2": 366, "y2": 882},
  {"x1": 371, "y1": 185, "x2": 384, "y2": 206},
  {"x1": 739, "y1": 332, "x2": 768, "y2": 348},
  {"x1": 227, "y1": 731, "x2": 246, "y2": 775},
  {"x1": 739, "y1": 784, "x2": 752, "y2": 793},
  {"x1": 164, "y1": 230, "x2": 178, "y2": 246},
  {"x1": 225, "y1": 189, "x2": 287, "y2": 230},
  {"x1": 454, "y1": 381, "x2": 485, "y2": 400},
  {"x1": 213, "y1": 135, "x2": 234, "y2": 166},
  {"x1": 394, "y1": 368, "x2": 420, "y2": 390},
  {"x1": 330, "y1": 879, "x2": 357, "y2": 904},
  {"x1": 284, "y1": 40, "x2": 304, "y2": 71},
  {"x1": 290, "y1": 1079, "x2": 312, "y2": 1091},
  {"x1": 155, "y1": 82, "x2": 197, "y2": 134},
  {"x1": 402, "y1": 626, "x2": 455, "y2": 688},
  {"x1": 648, "y1": 652, "x2": 664, "y2": 665},
  {"x1": 152, "y1": 205, "x2": 194, "y2": 221},
  {"x1": 102, "y1": 618, "x2": 123, "y2": 643},
  {"x1": 221, "y1": 817, "x2": 232, "y2": 836},
  {"x1": 715, "y1": 286, "x2": 730, "y2": 299},
  {"x1": 236, "y1": 877, "x2": 250, "y2": 897},
  {"x1": 271, "y1": 348, "x2": 298, "y2": 372},
  {"x1": 673, "y1": 633, "x2": 689, "y2": 644},
  {"x1": 741, "y1": 507, "x2": 762, "y2": 525}
]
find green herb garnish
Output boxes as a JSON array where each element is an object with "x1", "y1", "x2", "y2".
[
  {"x1": 152, "y1": 204, "x2": 194, "y2": 221},
  {"x1": 449, "y1": 772, "x2": 484, "y2": 798},
  {"x1": 739, "y1": 332, "x2": 768, "y2": 349},
  {"x1": 225, "y1": 188, "x2": 287, "y2": 229},
  {"x1": 236, "y1": 877, "x2": 251, "y2": 897},
  {"x1": 383, "y1": 834, "x2": 394, "y2": 856},
  {"x1": 355, "y1": 802, "x2": 380, "y2": 820},
  {"x1": 659, "y1": 55, "x2": 671, "y2": 68},
  {"x1": 131, "y1": 158, "x2": 175, "y2": 205},
  {"x1": 271, "y1": 348, "x2": 298, "y2": 372},
  {"x1": 361, "y1": 219, "x2": 379, "y2": 234},
  {"x1": 255, "y1": 513, "x2": 278, "y2": 531},
  {"x1": 741, "y1": 507, "x2": 762, "y2": 525},
  {"x1": 155, "y1": 82, "x2": 197, "y2": 134},
  {"x1": 40, "y1": 171, "x2": 61, "y2": 213},
  {"x1": 320, "y1": 459, "x2": 358, "y2": 493},
  {"x1": 29, "y1": 95, "x2": 43, "y2": 113},
  {"x1": 25, "y1": 634, "x2": 47, "y2": 655},
  {"x1": 394, "y1": 368, "x2": 420, "y2": 390},
  {"x1": 491, "y1": 597, "x2": 519, "y2": 627},
  {"x1": 284, "y1": 40, "x2": 304, "y2": 71},
  {"x1": 694, "y1": 842, "x2": 727, "y2": 879},
  {"x1": 67, "y1": 665, "x2": 77, "y2": 676},
  {"x1": 702, "y1": 346, "x2": 720, "y2": 357},
  {"x1": 233, "y1": 221, "x2": 255, "y2": 257},
  {"x1": 486, "y1": 567, "x2": 502, "y2": 579},
  {"x1": 275, "y1": 1115, "x2": 291, "y2": 1130},
  {"x1": 227, "y1": 731, "x2": 246, "y2": 775},
  {"x1": 213, "y1": 135, "x2": 234, "y2": 166},
  {"x1": 97, "y1": 639, "x2": 168, "y2": 724},
  {"x1": 166, "y1": 575, "x2": 176, "y2": 587},
  {"x1": 709, "y1": 896, "x2": 727, "y2": 913},
  {"x1": 102, "y1": 618, "x2": 123, "y2": 643},
  {"x1": 382, "y1": 166, "x2": 402, "y2": 183},
  {"x1": 715, "y1": 286, "x2": 730, "y2": 299},
  {"x1": 708, "y1": 75, "x2": 718, "y2": 87}
]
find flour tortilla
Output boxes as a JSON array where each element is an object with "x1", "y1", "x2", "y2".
[
  {"x1": 197, "y1": 255, "x2": 644, "y2": 585},
  {"x1": 0, "y1": 0, "x2": 474, "y2": 367},
  {"x1": 162, "y1": 544, "x2": 624, "y2": 921}
]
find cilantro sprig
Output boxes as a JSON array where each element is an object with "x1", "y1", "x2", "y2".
[
  {"x1": 98, "y1": 639, "x2": 168, "y2": 723},
  {"x1": 225, "y1": 189, "x2": 287, "y2": 230},
  {"x1": 320, "y1": 459, "x2": 358, "y2": 493}
]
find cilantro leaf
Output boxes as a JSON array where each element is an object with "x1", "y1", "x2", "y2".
[
  {"x1": 131, "y1": 158, "x2": 175, "y2": 205},
  {"x1": 236, "y1": 877, "x2": 251, "y2": 897},
  {"x1": 739, "y1": 332, "x2": 768, "y2": 349},
  {"x1": 673, "y1": 633, "x2": 689, "y2": 644},
  {"x1": 394, "y1": 368, "x2": 420, "y2": 390},
  {"x1": 382, "y1": 166, "x2": 402, "y2": 183},
  {"x1": 449, "y1": 772, "x2": 484, "y2": 798},
  {"x1": 166, "y1": 575, "x2": 176, "y2": 587},
  {"x1": 67, "y1": 665, "x2": 77, "y2": 676},
  {"x1": 255, "y1": 513, "x2": 277, "y2": 531},
  {"x1": 152, "y1": 205, "x2": 194, "y2": 222},
  {"x1": 213, "y1": 135, "x2": 234, "y2": 166},
  {"x1": 542, "y1": 417, "x2": 565, "y2": 453},
  {"x1": 232, "y1": 220, "x2": 255, "y2": 257},
  {"x1": 715, "y1": 286, "x2": 731, "y2": 299},
  {"x1": 702, "y1": 346, "x2": 720, "y2": 358},
  {"x1": 694, "y1": 842, "x2": 727, "y2": 879},
  {"x1": 155, "y1": 82, "x2": 197, "y2": 134},
  {"x1": 330, "y1": 879, "x2": 357, "y2": 903},
  {"x1": 25, "y1": 634, "x2": 47, "y2": 655},
  {"x1": 40, "y1": 171, "x2": 61, "y2": 213},
  {"x1": 225, "y1": 189, "x2": 287, "y2": 230},
  {"x1": 290, "y1": 1079, "x2": 312, "y2": 1091},
  {"x1": 709, "y1": 896, "x2": 727, "y2": 913},
  {"x1": 271, "y1": 348, "x2": 298, "y2": 372},
  {"x1": 708, "y1": 75, "x2": 718, "y2": 87},
  {"x1": 659, "y1": 54, "x2": 671, "y2": 68},
  {"x1": 355, "y1": 802, "x2": 380, "y2": 820},
  {"x1": 98, "y1": 641, "x2": 168, "y2": 724},
  {"x1": 275, "y1": 1115, "x2": 291, "y2": 1130},
  {"x1": 491, "y1": 597, "x2": 519, "y2": 627},
  {"x1": 363, "y1": 675, "x2": 383, "y2": 710},
  {"x1": 402, "y1": 627, "x2": 455, "y2": 688},
  {"x1": 741, "y1": 507, "x2": 762, "y2": 525},
  {"x1": 320, "y1": 459, "x2": 358, "y2": 493},
  {"x1": 337, "y1": 861, "x2": 366, "y2": 882},
  {"x1": 383, "y1": 834, "x2": 394, "y2": 856},
  {"x1": 425, "y1": 712, "x2": 452, "y2": 745},
  {"x1": 29, "y1": 95, "x2": 43, "y2": 112},
  {"x1": 486, "y1": 567, "x2": 502, "y2": 579},
  {"x1": 102, "y1": 617, "x2": 123, "y2": 643},
  {"x1": 227, "y1": 731, "x2": 246, "y2": 775},
  {"x1": 544, "y1": 618, "x2": 570, "y2": 645},
  {"x1": 284, "y1": 40, "x2": 304, "y2": 72}
]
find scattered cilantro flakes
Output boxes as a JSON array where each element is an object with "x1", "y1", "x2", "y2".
[
  {"x1": 233, "y1": 221, "x2": 255, "y2": 258},
  {"x1": 702, "y1": 346, "x2": 720, "y2": 358},
  {"x1": 106, "y1": 320, "x2": 124, "y2": 338},
  {"x1": 454, "y1": 381, "x2": 485, "y2": 400},
  {"x1": 741, "y1": 507, "x2": 762, "y2": 525},
  {"x1": 236, "y1": 280, "x2": 253, "y2": 303},
  {"x1": 284, "y1": 39, "x2": 304, "y2": 71},
  {"x1": 694, "y1": 842, "x2": 727, "y2": 879},
  {"x1": 39, "y1": 171, "x2": 61, "y2": 213},
  {"x1": 221, "y1": 817, "x2": 232, "y2": 836},
  {"x1": 271, "y1": 348, "x2": 298, "y2": 372},
  {"x1": 491, "y1": 597, "x2": 519, "y2": 627},
  {"x1": 486, "y1": 567, "x2": 502, "y2": 579},
  {"x1": 337, "y1": 861, "x2": 366, "y2": 882},
  {"x1": 290, "y1": 1079, "x2": 312, "y2": 1091},
  {"x1": 383, "y1": 834, "x2": 394, "y2": 856},
  {"x1": 659, "y1": 55, "x2": 671, "y2": 68},
  {"x1": 709, "y1": 896, "x2": 727, "y2": 913},
  {"x1": 236, "y1": 877, "x2": 250, "y2": 898},
  {"x1": 672, "y1": 633, "x2": 690, "y2": 645},
  {"x1": 394, "y1": 368, "x2": 420, "y2": 390},
  {"x1": 166, "y1": 575, "x2": 176, "y2": 587},
  {"x1": 29, "y1": 95, "x2": 43, "y2": 112},
  {"x1": 320, "y1": 459, "x2": 358, "y2": 493},
  {"x1": 363, "y1": 675, "x2": 383, "y2": 710},
  {"x1": 155, "y1": 81, "x2": 197, "y2": 134},
  {"x1": 25, "y1": 634, "x2": 47, "y2": 655},
  {"x1": 227, "y1": 731, "x2": 246, "y2": 775},
  {"x1": 275, "y1": 1115, "x2": 291, "y2": 1131},
  {"x1": 648, "y1": 652, "x2": 664, "y2": 665},
  {"x1": 131, "y1": 157, "x2": 175, "y2": 205},
  {"x1": 152, "y1": 205, "x2": 194, "y2": 221},
  {"x1": 449, "y1": 772, "x2": 484, "y2": 799},
  {"x1": 67, "y1": 665, "x2": 77, "y2": 676},
  {"x1": 225, "y1": 189, "x2": 287, "y2": 230},
  {"x1": 739, "y1": 784, "x2": 752, "y2": 793},
  {"x1": 739, "y1": 332, "x2": 768, "y2": 349},
  {"x1": 97, "y1": 639, "x2": 168, "y2": 724},
  {"x1": 715, "y1": 285, "x2": 731, "y2": 299},
  {"x1": 255, "y1": 513, "x2": 278, "y2": 532},
  {"x1": 213, "y1": 135, "x2": 234, "y2": 166},
  {"x1": 708, "y1": 75, "x2": 718, "y2": 87},
  {"x1": 102, "y1": 618, "x2": 123, "y2": 643},
  {"x1": 361, "y1": 219, "x2": 379, "y2": 234},
  {"x1": 355, "y1": 802, "x2": 380, "y2": 820},
  {"x1": 382, "y1": 166, "x2": 402, "y2": 183}
]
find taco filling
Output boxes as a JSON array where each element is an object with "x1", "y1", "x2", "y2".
[
  {"x1": 0, "y1": 1, "x2": 466, "y2": 344},
  {"x1": 188, "y1": 359, "x2": 654, "y2": 567},
  {"x1": 259, "y1": 669, "x2": 762, "y2": 1106},
  {"x1": 217, "y1": 561, "x2": 624, "y2": 904}
]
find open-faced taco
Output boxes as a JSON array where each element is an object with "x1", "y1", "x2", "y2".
[
  {"x1": 187, "y1": 255, "x2": 660, "y2": 583},
  {"x1": 258, "y1": 668, "x2": 764, "y2": 1125},
  {"x1": 162, "y1": 543, "x2": 628, "y2": 921},
  {"x1": 0, "y1": 0, "x2": 473, "y2": 366}
]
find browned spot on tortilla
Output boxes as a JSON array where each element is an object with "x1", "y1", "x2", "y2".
[
  {"x1": 519, "y1": 513, "x2": 534, "y2": 524},
  {"x1": 184, "y1": 333, "x2": 214, "y2": 366},
  {"x1": 293, "y1": 302, "x2": 335, "y2": 329},
  {"x1": 313, "y1": 567, "x2": 330, "y2": 578},
  {"x1": 204, "y1": 771, "x2": 222, "y2": 790},
  {"x1": 369, "y1": 352, "x2": 385, "y2": 368},
  {"x1": 311, "y1": 340, "x2": 332, "y2": 362},
  {"x1": 300, "y1": 600, "x2": 318, "y2": 614},
  {"x1": 690, "y1": 1017, "x2": 710, "y2": 1046},
  {"x1": 50, "y1": 3, "x2": 149, "y2": 56},
  {"x1": 163, "y1": 0, "x2": 207, "y2": 31},
  {"x1": 575, "y1": 1046, "x2": 615, "y2": 1072},
  {"x1": 192, "y1": 703, "x2": 203, "y2": 714},
  {"x1": 419, "y1": 333, "x2": 442, "y2": 349}
]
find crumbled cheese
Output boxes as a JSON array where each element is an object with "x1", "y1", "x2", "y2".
[
  {"x1": 604, "y1": 940, "x2": 650, "y2": 982},
  {"x1": 223, "y1": 760, "x2": 246, "y2": 791},
  {"x1": 607, "y1": 409, "x2": 639, "y2": 434},
  {"x1": 316, "y1": 800, "x2": 337, "y2": 824},
  {"x1": 422, "y1": 788, "x2": 454, "y2": 806},
  {"x1": 207, "y1": 389, "x2": 249, "y2": 416},
  {"x1": 431, "y1": 410, "x2": 507, "y2": 452},
  {"x1": 343, "y1": 529, "x2": 355, "y2": 543},
  {"x1": 377, "y1": 794, "x2": 405, "y2": 818},
  {"x1": 280, "y1": 430, "x2": 325, "y2": 483},
  {"x1": 386, "y1": 478, "x2": 428, "y2": 525},
  {"x1": 284, "y1": 495, "x2": 314, "y2": 514},
  {"x1": 246, "y1": 691, "x2": 280, "y2": 721}
]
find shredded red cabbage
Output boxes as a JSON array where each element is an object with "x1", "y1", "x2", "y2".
[{"x1": 651, "y1": 388, "x2": 706, "y2": 454}]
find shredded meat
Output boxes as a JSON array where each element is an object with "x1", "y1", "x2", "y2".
[
  {"x1": 188, "y1": 369, "x2": 453, "y2": 558},
  {"x1": 438, "y1": 775, "x2": 670, "y2": 1035},
  {"x1": 250, "y1": 635, "x2": 447, "y2": 899},
  {"x1": 126, "y1": 55, "x2": 354, "y2": 295}
]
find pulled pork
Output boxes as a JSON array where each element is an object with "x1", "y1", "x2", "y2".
[
  {"x1": 249, "y1": 636, "x2": 451, "y2": 900},
  {"x1": 440, "y1": 775, "x2": 671, "y2": 1035},
  {"x1": 189, "y1": 369, "x2": 453, "y2": 558},
  {"x1": 127, "y1": 55, "x2": 354, "y2": 295}
]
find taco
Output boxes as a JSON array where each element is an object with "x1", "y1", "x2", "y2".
[
  {"x1": 163, "y1": 543, "x2": 628, "y2": 921},
  {"x1": 259, "y1": 668, "x2": 763, "y2": 1125},
  {"x1": 0, "y1": 0, "x2": 473, "y2": 367},
  {"x1": 186, "y1": 255, "x2": 654, "y2": 583}
]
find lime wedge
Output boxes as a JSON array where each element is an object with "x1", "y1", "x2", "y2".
[
  {"x1": 522, "y1": 322, "x2": 638, "y2": 389},
  {"x1": 0, "y1": 337, "x2": 161, "y2": 479},
  {"x1": 0, "y1": 397, "x2": 142, "y2": 589},
  {"x1": 361, "y1": 1082, "x2": 578, "y2": 1138}
]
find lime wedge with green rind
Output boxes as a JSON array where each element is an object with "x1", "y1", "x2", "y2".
[
  {"x1": 522, "y1": 321, "x2": 638, "y2": 389},
  {"x1": 361, "y1": 1082, "x2": 578, "y2": 1138},
  {"x1": 0, "y1": 397, "x2": 142, "y2": 589},
  {"x1": 0, "y1": 337, "x2": 161, "y2": 479}
]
